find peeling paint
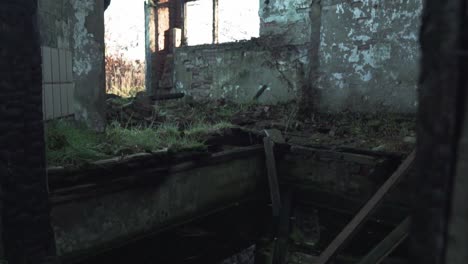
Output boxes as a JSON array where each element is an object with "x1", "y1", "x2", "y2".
[
  {"x1": 260, "y1": 0, "x2": 313, "y2": 45},
  {"x1": 319, "y1": 0, "x2": 422, "y2": 113},
  {"x1": 71, "y1": 0, "x2": 95, "y2": 76}
]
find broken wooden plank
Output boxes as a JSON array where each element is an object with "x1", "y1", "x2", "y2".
[
  {"x1": 150, "y1": 92, "x2": 185, "y2": 101},
  {"x1": 265, "y1": 129, "x2": 286, "y2": 144},
  {"x1": 357, "y1": 217, "x2": 410, "y2": 264},
  {"x1": 273, "y1": 188, "x2": 293, "y2": 264},
  {"x1": 264, "y1": 136, "x2": 282, "y2": 217},
  {"x1": 315, "y1": 150, "x2": 416, "y2": 264},
  {"x1": 253, "y1": 85, "x2": 269, "y2": 101},
  {"x1": 289, "y1": 252, "x2": 408, "y2": 264},
  {"x1": 213, "y1": 0, "x2": 219, "y2": 44},
  {"x1": 290, "y1": 145, "x2": 379, "y2": 165}
]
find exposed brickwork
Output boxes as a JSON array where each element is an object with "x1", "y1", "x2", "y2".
[
  {"x1": 0, "y1": 1, "x2": 57, "y2": 263},
  {"x1": 174, "y1": 41, "x2": 309, "y2": 103},
  {"x1": 154, "y1": 0, "x2": 183, "y2": 94}
]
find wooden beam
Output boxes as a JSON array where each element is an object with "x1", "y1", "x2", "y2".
[
  {"x1": 358, "y1": 217, "x2": 410, "y2": 264},
  {"x1": 265, "y1": 129, "x2": 286, "y2": 144},
  {"x1": 212, "y1": 0, "x2": 219, "y2": 44},
  {"x1": 315, "y1": 150, "x2": 415, "y2": 264},
  {"x1": 151, "y1": 92, "x2": 185, "y2": 101},
  {"x1": 181, "y1": 0, "x2": 187, "y2": 45},
  {"x1": 273, "y1": 188, "x2": 293, "y2": 264},
  {"x1": 264, "y1": 137, "x2": 282, "y2": 217}
]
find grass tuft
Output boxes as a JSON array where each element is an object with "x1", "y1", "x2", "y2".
[
  {"x1": 185, "y1": 121, "x2": 234, "y2": 139},
  {"x1": 46, "y1": 120, "x2": 109, "y2": 166},
  {"x1": 45, "y1": 119, "x2": 231, "y2": 167}
]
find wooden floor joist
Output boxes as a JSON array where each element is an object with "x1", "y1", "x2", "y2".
[
  {"x1": 263, "y1": 129, "x2": 285, "y2": 217},
  {"x1": 264, "y1": 129, "x2": 290, "y2": 264},
  {"x1": 357, "y1": 217, "x2": 410, "y2": 264},
  {"x1": 314, "y1": 150, "x2": 416, "y2": 264}
]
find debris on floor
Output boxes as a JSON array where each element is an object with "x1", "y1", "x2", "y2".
[{"x1": 47, "y1": 95, "x2": 416, "y2": 167}]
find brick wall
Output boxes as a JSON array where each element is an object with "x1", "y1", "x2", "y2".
[{"x1": 0, "y1": 0, "x2": 57, "y2": 262}]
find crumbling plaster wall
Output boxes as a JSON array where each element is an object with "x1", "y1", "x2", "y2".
[
  {"x1": 38, "y1": 0, "x2": 106, "y2": 129},
  {"x1": 70, "y1": 0, "x2": 106, "y2": 131},
  {"x1": 318, "y1": 0, "x2": 422, "y2": 113},
  {"x1": 172, "y1": 0, "x2": 422, "y2": 112}
]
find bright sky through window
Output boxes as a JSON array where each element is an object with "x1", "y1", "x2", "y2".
[
  {"x1": 186, "y1": 0, "x2": 213, "y2": 45},
  {"x1": 105, "y1": 0, "x2": 146, "y2": 61},
  {"x1": 186, "y1": 0, "x2": 260, "y2": 45},
  {"x1": 105, "y1": 0, "x2": 260, "y2": 55},
  {"x1": 218, "y1": 0, "x2": 260, "y2": 43}
]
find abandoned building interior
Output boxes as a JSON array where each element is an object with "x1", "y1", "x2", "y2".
[{"x1": 1, "y1": 0, "x2": 468, "y2": 264}]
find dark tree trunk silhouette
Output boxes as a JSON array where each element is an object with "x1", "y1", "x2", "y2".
[
  {"x1": 411, "y1": 0, "x2": 468, "y2": 263},
  {"x1": 0, "y1": 0, "x2": 57, "y2": 263}
]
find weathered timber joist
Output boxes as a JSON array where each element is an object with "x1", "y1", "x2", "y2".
[
  {"x1": 315, "y1": 150, "x2": 415, "y2": 264},
  {"x1": 358, "y1": 217, "x2": 410, "y2": 264},
  {"x1": 49, "y1": 143, "x2": 412, "y2": 262}
]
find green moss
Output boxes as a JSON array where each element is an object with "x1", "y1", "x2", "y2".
[
  {"x1": 46, "y1": 120, "x2": 109, "y2": 166},
  {"x1": 45, "y1": 119, "x2": 231, "y2": 167},
  {"x1": 185, "y1": 121, "x2": 234, "y2": 139}
]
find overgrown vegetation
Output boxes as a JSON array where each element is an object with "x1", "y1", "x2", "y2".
[
  {"x1": 46, "y1": 119, "x2": 233, "y2": 167},
  {"x1": 105, "y1": 16, "x2": 145, "y2": 97},
  {"x1": 47, "y1": 97, "x2": 416, "y2": 167}
]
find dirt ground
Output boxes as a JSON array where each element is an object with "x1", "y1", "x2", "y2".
[{"x1": 107, "y1": 94, "x2": 416, "y2": 155}]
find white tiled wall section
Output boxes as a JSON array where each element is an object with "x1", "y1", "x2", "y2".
[{"x1": 41, "y1": 46, "x2": 74, "y2": 120}]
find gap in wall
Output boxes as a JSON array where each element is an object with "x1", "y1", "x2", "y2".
[{"x1": 105, "y1": 0, "x2": 146, "y2": 97}]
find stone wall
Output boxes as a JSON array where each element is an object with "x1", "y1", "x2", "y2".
[
  {"x1": 172, "y1": 0, "x2": 313, "y2": 104},
  {"x1": 174, "y1": 41, "x2": 308, "y2": 103},
  {"x1": 170, "y1": 0, "x2": 422, "y2": 113}
]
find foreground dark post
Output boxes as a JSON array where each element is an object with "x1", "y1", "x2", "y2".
[
  {"x1": 411, "y1": 0, "x2": 468, "y2": 263},
  {"x1": 0, "y1": 0, "x2": 57, "y2": 263}
]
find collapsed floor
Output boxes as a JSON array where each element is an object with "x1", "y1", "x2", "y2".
[{"x1": 45, "y1": 94, "x2": 416, "y2": 264}]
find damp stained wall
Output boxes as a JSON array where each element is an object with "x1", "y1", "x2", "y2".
[
  {"x1": 318, "y1": 0, "x2": 422, "y2": 113},
  {"x1": 70, "y1": 0, "x2": 106, "y2": 131},
  {"x1": 38, "y1": 0, "x2": 106, "y2": 129}
]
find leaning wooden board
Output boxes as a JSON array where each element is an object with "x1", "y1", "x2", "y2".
[{"x1": 314, "y1": 150, "x2": 416, "y2": 264}]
